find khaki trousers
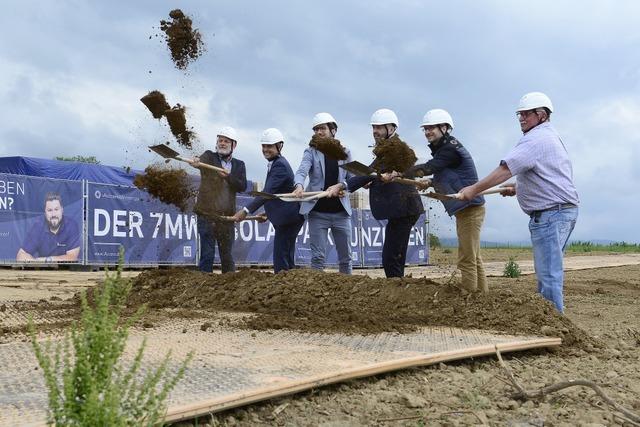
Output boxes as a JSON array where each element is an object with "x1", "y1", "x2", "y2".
[{"x1": 454, "y1": 204, "x2": 488, "y2": 292}]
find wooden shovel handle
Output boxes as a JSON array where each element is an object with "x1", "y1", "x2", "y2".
[{"x1": 175, "y1": 156, "x2": 228, "y2": 174}]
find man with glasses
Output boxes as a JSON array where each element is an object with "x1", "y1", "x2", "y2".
[
  {"x1": 458, "y1": 92, "x2": 579, "y2": 313},
  {"x1": 404, "y1": 109, "x2": 487, "y2": 293}
]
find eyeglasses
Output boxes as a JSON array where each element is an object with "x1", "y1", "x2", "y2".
[
  {"x1": 516, "y1": 110, "x2": 537, "y2": 118},
  {"x1": 421, "y1": 125, "x2": 438, "y2": 134}
]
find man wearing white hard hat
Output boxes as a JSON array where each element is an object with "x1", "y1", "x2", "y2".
[
  {"x1": 404, "y1": 109, "x2": 487, "y2": 293},
  {"x1": 293, "y1": 112, "x2": 354, "y2": 274},
  {"x1": 192, "y1": 126, "x2": 247, "y2": 273},
  {"x1": 459, "y1": 92, "x2": 579, "y2": 312},
  {"x1": 347, "y1": 109, "x2": 424, "y2": 278},
  {"x1": 233, "y1": 128, "x2": 304, "y2": 273}
]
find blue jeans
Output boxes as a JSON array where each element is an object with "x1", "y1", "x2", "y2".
[
  {"x1": 529, "y1": 206, "x2": 578, "y2": 313},
  {"x1": 197, "y1": 216, "x2": 235, "y2": 273},
  {"x1": 308, "y1": 210, "x2": 352, "y2": 274}
]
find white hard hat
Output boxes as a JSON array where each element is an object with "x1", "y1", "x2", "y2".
[
  {"x1": 517, "y1": 92, "x2": 554, "y2": 113},
  {"x1": 260, "y1": 128, "x2": 284, "y2": 145},
  {"x1": 312, "y1": 112, "x2": 337, "y2": 129},
  {"x1": 421, "y1": 109, "x2": 454, "y2": 130},
  {"x1": 370, "y1": 108, "x2": 399, "y2": 127},
  {"x1": 217, "y1": 126, "x2": 238, "y2": 142}
]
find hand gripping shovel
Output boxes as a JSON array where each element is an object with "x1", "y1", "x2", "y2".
[
  {"x1": 149, "y1": 144, "x2": 228, "y2": 174},
  {"x1": 340, "y1": 161, "x2": 427, "y2": 188},
  {"x1": 422, "y1": 187, "x2": 507, "y2": 201}
]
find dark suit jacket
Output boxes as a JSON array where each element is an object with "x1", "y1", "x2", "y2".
[
  {"x1": 348, "y1": 162, "x2": 424, "y2": 220},
  {"x1": 194, "y1": 151, "x2": 247, "y2": 216},
  {"x1": 246, "y1": 156, "x2": 302, "y2": 227}
]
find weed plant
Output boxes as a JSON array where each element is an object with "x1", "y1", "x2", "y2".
[
  {"x1": 503, "y1": 256, "x2": 522, "y2": 278},
  {"x1": 29, "y1": 250, "x2": 193, "y2": 426}
]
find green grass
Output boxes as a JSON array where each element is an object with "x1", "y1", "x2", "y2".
[{"x1": 567, "y1": 241, "x2": 640, "y2": 253}]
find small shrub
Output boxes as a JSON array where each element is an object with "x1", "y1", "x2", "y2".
[
  {"x1": 429, "y1": 233, "x2": 441, "y2": 249},
  {"x1": 443, "y1": 248, "x2": 452, "y2": 254},
  {"x1": 29, "y1": 249, "x2": 193, "y2": 426},
  {"x1": 503, "y1": 256, "x2": 521, "y2": 278}
]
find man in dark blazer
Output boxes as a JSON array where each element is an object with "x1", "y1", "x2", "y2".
[
  {"x1": 192, "y1": 126, "x2": 247, "y2": 273},
  {"x1": 347, "y1": 109, "x2": 424, "y2": 278},
  {"x1": 233, "y1": 128, "x2": 304, "y2": 273}
]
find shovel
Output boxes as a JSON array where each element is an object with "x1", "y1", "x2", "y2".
[
  {"x1": 249, "y1": 190, "x2": 328, "y2": 202},
  {"x1": 422, "y1": 187, "x2": 507, "y2": 201},
  {"x1": 340, "y1": 161, "x2": 427, "y2": 187},
  {"x1": 194, "y1": 208, "x2": 265, "y2": 222},
  {"x1": 149, "y1": 144, "x2": 227, "y2": 174}
]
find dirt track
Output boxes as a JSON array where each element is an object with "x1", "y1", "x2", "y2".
[{"x1": 1, "y1": 253, "x2": 639, "y2": 425}]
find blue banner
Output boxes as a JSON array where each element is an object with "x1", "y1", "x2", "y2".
[
  {"x1": 0, "y1": 173, "x2": 83, "y2": 264},
  {"x1": 359, "y1": 210, "x2": 428, "y2": 267},
  {"x1": 87, "y1": 182, "x2": 197, "y2": 265}
]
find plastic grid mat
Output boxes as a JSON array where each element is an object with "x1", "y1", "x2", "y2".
[{"x1": 0, "y1": 313, "x2": 559, "y2": 426}]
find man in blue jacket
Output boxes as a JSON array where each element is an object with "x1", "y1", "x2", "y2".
[
  {"x1": 404, "y1": 109, "x2": 487, "y2": 293},
  {"x1": 347, "y1": 109, "x2": 424, "y2": 278},
  {"x1": 233, "y1": 128, "x2": 304, "y2": 273},
  {"x1": 293, "y1": 112, "x2": 354, "y2": 274},
  {"x1": 192, "y1": 126, "x2": 247, "y2": 273}
]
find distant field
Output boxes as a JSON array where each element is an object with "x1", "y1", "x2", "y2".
[{"x1": 429, "y1": 244, "x2": 640, "y2": 265}]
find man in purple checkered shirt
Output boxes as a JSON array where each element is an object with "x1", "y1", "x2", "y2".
[{"x1": 459, "y1": 92, "x2": 579, "y2": 313}]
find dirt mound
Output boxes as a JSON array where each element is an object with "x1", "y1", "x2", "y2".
[
  {"x1": 372, "y1": 134, "x2": 418, "y2": 173},
  {"x1": 160, "y1": 9, "x2": 205, "y2": 70},
  {"x1": 133, "y1": 165, "x2": 195, "y2": 212},
  {"x1": 309, "y1": 135, "x2": 348, "y2": 161},
  {"x1": 126, "y1": 269, "x2": 596, "y2": 350},
  {"x1": 140, "y1": 91, "x2": 170, "y2": 119}
]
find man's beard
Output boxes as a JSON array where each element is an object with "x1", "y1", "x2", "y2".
[
  {"x1": 217, "y1": 147, "x2": 232, "y2": 158},
  {"x1": 47, "y1": 217, "x2": 61, "y2": 232}
]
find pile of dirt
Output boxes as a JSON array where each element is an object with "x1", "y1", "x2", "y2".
[
  {"x1": 126, "y1": 269, "x2": 596, "y2": 350},
  {"x1": 372, "y1": 134, "x2": 418, "y2": 173},
  {"x1": 133, "y1": 165, "x2": 195, "y2": 212},
  {"x1": 160, "y1": 9, "x2": 205, "y2": 70},
  {"x1": 309, "y1": 135, "x2": 348, "y2": 161}
]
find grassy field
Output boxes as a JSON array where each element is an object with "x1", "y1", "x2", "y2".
[{"x1": 429, "y1": 242, "x2": 640, "y2": 265}]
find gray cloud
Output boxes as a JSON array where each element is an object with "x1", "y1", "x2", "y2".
[{"x1": 1, "y1": 0, "x2": 638, "y2": 242}]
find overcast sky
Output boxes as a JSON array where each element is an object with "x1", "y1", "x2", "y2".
[{"x1": 2, "y1": 1, "x2": 639, "y2": 243}]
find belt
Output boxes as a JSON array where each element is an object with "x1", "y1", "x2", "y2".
[{"x1": 530, "y1": 203, "x2": 577, "y2": 219}]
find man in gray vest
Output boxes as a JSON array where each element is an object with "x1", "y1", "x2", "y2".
[
  {"x1": 404, "y1": 109, "x2": 487, "y2": 293},
  {"x1": 459, "y1": 92, "x2": 579, "y2": 312},
  {"x1": 192, "y1": 126, "x2": 247, "y2": 273}
]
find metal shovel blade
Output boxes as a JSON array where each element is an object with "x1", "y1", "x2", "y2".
[
  {"x1": 340, "y1": 161, "x2": 376, "y2": 176},
  {"x1": 149, "y1": 144, "x2": 180, "y2": 159},
  {"x1": 422, "y1": 191, "x2": 456, "y2": 201},
  {"x1": 249, "y1": 190, "x2": 278, "y2": 200}
]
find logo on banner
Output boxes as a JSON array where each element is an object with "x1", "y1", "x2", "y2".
[
  {"x1": 94, "y1": 191, "x2": 101, "y2": 199},
  {"x1": 183, "y1": 246, "x2": 192, "y2": 257}
]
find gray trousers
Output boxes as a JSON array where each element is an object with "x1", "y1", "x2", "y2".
[{"x1": 308, "y1": 210, "x2": 352, "y2": 274}]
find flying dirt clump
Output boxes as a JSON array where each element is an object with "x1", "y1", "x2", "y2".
[
  {"x1": 139, "y1": 91, "x2": 195, "y2": 149},
  {"x1": 163, "y1": 104, "x2": 193, "y2": 149},
  {"x1": 133, "y1": 165, "x2": 196, "y2": 212},
  {"x1": 140, "y1": 91, "x2": 171, "y2": 119},
  {"x1": 160, "y1": 9, "x2": 205, "y2": 70},
  {"x1": 309, "y1": 135, "x2": 348, "y2": 161},
  {"x1": 372, "y1": 134, "x2": 418, "y2": 173}
]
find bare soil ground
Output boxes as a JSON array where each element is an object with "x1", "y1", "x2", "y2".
[{"x1": 1, "y1": 251, "x2": 639, "y2": 426}]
